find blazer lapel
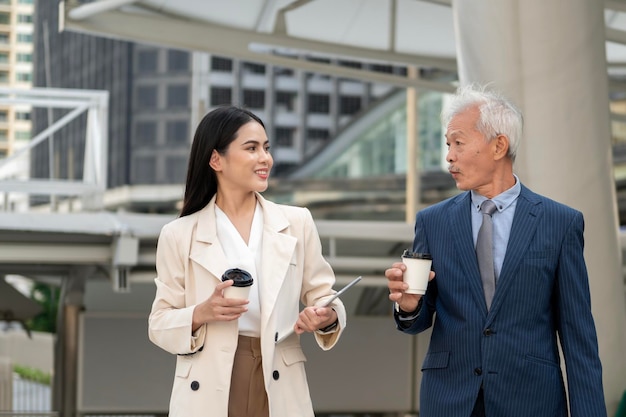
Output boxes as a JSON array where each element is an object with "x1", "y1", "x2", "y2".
[
  {"x1": 189, "y1": 200, "x2": 229, "y2": 283},
  {"x1": 449, "y1": 193, "x2": 489, "y2": 311},
  {"x1": 488, "y1": 186, "x2": 542, "y2": 317},
  {"x1": 256, "y1": 195, "x2": 297, "y2": 331}
]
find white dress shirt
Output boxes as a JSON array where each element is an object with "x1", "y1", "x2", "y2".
[{"x1": 215, "y1": 202, "x2": 264, "y2": 337}]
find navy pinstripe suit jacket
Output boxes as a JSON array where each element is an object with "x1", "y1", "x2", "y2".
[{"x1": 395, "y1": 184, "x2": 607, "y2": 417}]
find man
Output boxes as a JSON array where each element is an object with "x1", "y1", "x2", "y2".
[{"x1": 386, "y1": 85, "x2": 606, "y2": 417}]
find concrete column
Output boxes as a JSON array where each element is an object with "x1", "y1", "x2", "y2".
[
  {"x1": 53, "y1": 271, "x2": 86, "y2": 417},
  {"x1": 0, "y1": 356, "x2": 12, "y2": 411},
  {"x1": 452, "y1": 0, "x2": 626, "y2": 413}
]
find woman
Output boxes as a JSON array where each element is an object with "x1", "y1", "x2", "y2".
[{"x1": 148, "y1": 105, "x2": 346, "y2": 417}]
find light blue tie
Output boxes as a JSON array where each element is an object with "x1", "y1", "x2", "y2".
[{"x1": 477, "y1": 200, "x2": 497, "y2": 310}]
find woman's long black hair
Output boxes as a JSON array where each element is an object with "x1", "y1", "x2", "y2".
[{"x1": 179, "y1": 106, "x2": 265, "y2": 217}]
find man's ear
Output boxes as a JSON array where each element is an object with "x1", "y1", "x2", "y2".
[
  {"x1": 209, "y1": 150, "x2": 222, "y2": 171},
  {"x1": 494, "y1": 134, "x2": 510, "y2": 160}
]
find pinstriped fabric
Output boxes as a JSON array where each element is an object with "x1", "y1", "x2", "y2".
[{"x1": 395, "y1": 184, "x2": 606, "y2": 417}]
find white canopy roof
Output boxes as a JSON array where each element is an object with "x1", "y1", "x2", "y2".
[{"x1": 61, "y1": 0, "x2": 626, "y2": 94}]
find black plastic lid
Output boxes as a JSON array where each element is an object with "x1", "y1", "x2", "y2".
[
  {"x1": 402, "y1": 249, "x2": 432, "y2": 260},
  {"x1": 221, "y1": 268, "x2": 253, "y2": 287}
]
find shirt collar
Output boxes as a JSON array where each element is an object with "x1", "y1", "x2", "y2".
[{"x1": 471, "y1": 174, "x2": 521, "y2": 213}]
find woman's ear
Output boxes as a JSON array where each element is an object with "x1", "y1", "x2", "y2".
[{"x1": 209, "y1": 150, "x2": 222, "y2": 171}]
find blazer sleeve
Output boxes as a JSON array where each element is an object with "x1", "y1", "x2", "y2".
[
  {"x1": 298, "y1": 208, "x2": 347, "y2": 350},
  {"x1": 554, "y1": 211, "x2": 607, "y2": 417},
  {"x1": 148, "y1": 222, "x2": 206, "y2": 355}
]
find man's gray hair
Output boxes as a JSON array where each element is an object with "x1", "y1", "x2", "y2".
[{"x1": 441, "y1": 84, "x2": 523, "y2": 161}]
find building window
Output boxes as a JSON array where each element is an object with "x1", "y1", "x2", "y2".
[
  {"x1": 0, "y1": 111, "x2": 7, "y2": 122},
  {"x1": 0, "y1": 52, "x2": 7, "y2": 63},
  {"x1": 137, "y1": 50, "x2": 158, "y2": 74},
  {"x1": 19, "y1": 0, "x2": 34, "y2": 4},
  {"x1": 274, "y1": 67, "x2": 294, "y2": 77},
  {"x1": 167, "y1": 50, "x2": 189, "y2": 72},
  {"x1": 166, "y1": 120, "x2": 189, "y2": 145},
  {"x1": 0, "y1": 130, "x2": 7, "y2": 140},
  {"x1": 276, "y1": 91, "x2": 296, "y2": 112},
  {"x1": 16, "y1": 72, "x2": 32, "y2": 82},
  {"x1": 167, "y1": 85, "x2": 189, "y2": 108},
  {"x1": 15, "y1": 111, "x2": 30, "y2": 120},
  {"x1": 211, "y1": 56, "x2": 233, "y2": 72},
  {"x1": 242, "y1": 62, "x2": 266, "y2": 75},
  {"x1": 307, "y1": 128, "x2": 329, "y2": 140},
  {"x1": 133, "y1": 157, "x2": 157, "y2": 184},
  {"x1": 0, "y1": 14, "x2": 9, "y2": 25},
  {"x1": 307, "y1": 94, "x2": 330, "y2": 114},
  {"x1": 243, "y1": 89, "x2": 265, "y2": 109},
  {"x1": 210, "y1": 87, "x2": 232, "y2": 106},
  {"x1": 135, "y1": 121, "x2": 157, "y2": 146},
  {"x1": 165, "y1": 156, "x2": 187, "y2": 183},
  {"x1": 340, "y1": 95, "x2": 362, "y2": 115},
  {"x1": 371, "y1": 63, "x2": 394, "y2": 73},
  {"x1": 0, "y1": 34, "x2": 8, "y2": 44},
  {"x1": 137, "y1": 86, "x2": 158, "y2": 109},
  {"x1": 339, "y1": 60, "x2": 362, "y2": 69},
  {"x1": 0, "y1": 71, "x2": 8, "y2": 83},
  {"x1": 17, "y1": 14, "x2": 33, "y2": 23},
  {"x1": 17, "y1": 33, "x2": 32, "y2": 43},
  {"x1": 16, "y1": 53, "x2": 32, "y2": 63},
  {"x1": 275, "y1": 127, "x2": 294, "y2": 147},
  {"x1": 15, "y1": 130, "x2": 30, "y2": 140}
]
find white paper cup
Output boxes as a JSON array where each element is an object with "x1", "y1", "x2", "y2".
[
  {"x1": 222, "y1": 268, "x2": 253, "y2": 300},
  {"x1": 223, "y1": 285, "x2": 251, "y2": 300},
  {"x1": 401, "y1": 250, "x2": 432, "y2": 295}
]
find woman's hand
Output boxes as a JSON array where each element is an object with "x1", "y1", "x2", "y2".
[
  {"x1": 294, "y1": 306, "x2": 337, "y2": 335},
  {"x1": 192, "y1": 280, "x2": 249, "y2": 331}
]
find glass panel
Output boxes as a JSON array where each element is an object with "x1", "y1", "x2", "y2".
[
  {"x1": 167, "y1": 50, "x2": 189, "y2": 72},
  {"x1": 166, "y1": 85, "x2": 189, "y2": 108}
]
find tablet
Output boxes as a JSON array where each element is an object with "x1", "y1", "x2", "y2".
[{"x1": 275, "y1": 276, "x2": 362, "y2": 344}]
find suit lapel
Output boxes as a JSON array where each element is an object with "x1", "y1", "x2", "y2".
[
  {"x1": 450, "y1": 193, "x2": 488, "y2": 311},
  {"x1": 488, "y1": 186, "x2": 542, "y2": 317},
  {"x1": 189, "y1": 200, "x2": 229, "y2": 284},
  {"x1": 256, "y1": 195, "x2": 297, "y2": 331}
]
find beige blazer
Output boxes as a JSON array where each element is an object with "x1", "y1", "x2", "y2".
[{"x1": 148, "y1": 193, "x2": 346, "y2": 417}]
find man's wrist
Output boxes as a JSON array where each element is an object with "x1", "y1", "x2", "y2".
[{"x1": 394, "y1": 298, "x2": 423, "y2": 321}]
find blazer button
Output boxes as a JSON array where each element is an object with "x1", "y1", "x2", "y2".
[
  {"x1": 474, "y1": 368, "x2": 482, "y2": 376},
  {"x1": 191, "y1": 381, "x2": 200, "y2": 391},
  {"x1": 272, "y1": 370, "x2": 280, "y2": 380},
  {"x1": 483, "y1": 328, "x2": 493, "y2": 336}
]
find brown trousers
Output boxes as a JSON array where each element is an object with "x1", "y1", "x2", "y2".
[{"x1": 228, "y1": 335, "x2": 269, "y2": 417}]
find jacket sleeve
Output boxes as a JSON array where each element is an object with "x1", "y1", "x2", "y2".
[
  {"x1": 298, "y1": 208, "x2": 347, "y2": 350},
  {"x1": 555, "y1": 211, "x2": 607, "y2": 417},
  {"x1": 148, "y1": 222, "x2": 206, "y2": 355}
]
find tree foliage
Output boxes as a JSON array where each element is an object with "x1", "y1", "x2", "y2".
[{"x1": 27, "y1": 282, "x2": 59, "y2": 333}]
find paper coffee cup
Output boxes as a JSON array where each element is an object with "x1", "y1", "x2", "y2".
[
  {"x1": 222, "y1": 268, "x2": 253, "y2": 300},
  {"x1": 401, "y1": 250, "x2": 432, "y2": 295}
]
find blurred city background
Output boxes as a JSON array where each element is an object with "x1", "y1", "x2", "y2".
[{"x1": 1, "y1": 1, "x2": 626, "y2": 417}]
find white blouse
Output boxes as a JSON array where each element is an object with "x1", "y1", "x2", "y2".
[{"x1": 215, "y1": 202, "x2": 264, "y2": 337}]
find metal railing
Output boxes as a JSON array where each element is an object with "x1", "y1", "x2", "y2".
[{"x1": 0, "y1": 87, "x2": 109, "y2": 212}]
